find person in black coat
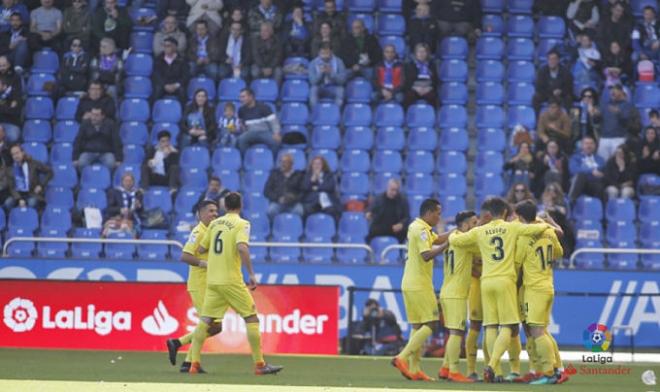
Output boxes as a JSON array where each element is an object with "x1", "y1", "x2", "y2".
[
  {"x1": 59, "y1": 37, "x2": 90, "y2": 94},
  {"x1": 340, "y1": 18, "x2": 382, "y2": 80},
  {"x1": 301, "y1": 156, "x2": 339, "y2": 218},
  {"x1": 0, "y1": 13, "x2": 29, "y2": 69},
  {"x1": 264, "y1": 153, "x2": 304, "y2": 218},
  {"x1": 181, "y1": 88, "x2": 216, "y2": 148},
  {"x1": 433, "y1": 0, "x2": 481, "y2": 39},
  {"x1": 140, "y1": 130, "x2": 179, "y2": 192},
  {"x1": 532, "y1": 50, "x2": 574, "y2": 114},
  {"x1": 403, "y1": 42, "x2": 437, "y2": 107},
  {"x1": 105, "y1": 172, "x2": 143, "y2": 222},
  {"x1": 312, "y1": 0, "x2": 345, "y2": 40},
  {"x1": 218, "y1": 21, "x2": 251, "y2": 79},
  {"x1": 73, "y1": 108, "x2": 122, "y2": 170},
  {"x1": 152, "y1": 37, "x2": 189, "y2": 103},
  {"x1": 367, "y1": 179, "x2": 410, "y2": 243},
  {"x1": 75, "y1": 81, "x2": 116, "y2": 122},
  {"x1": 407, "y1": 2, "x2": 438, "y2": 49}
]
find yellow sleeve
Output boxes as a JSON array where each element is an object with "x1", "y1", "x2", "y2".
[
  {"x1": 182, "y1": 228, "x2": 200, "y2": 255},
  {"x1": 513, "y1": 221, "x2": 550, "y2": 237},
  {"x1": 514, "y1": 237, "x2": 527, "y2": 271},
  {"x1": 199, "y1": 224, "x2": 212, "y2": 251},
  {"x1": 236, "y1": 220, "x2": 250, "y2": 245},
  {"x1": 549, "y1": 230, "x2": 564, "y2": 260},
  {"x1": 449, "y1": 228, "x2": 477, "y2": 249},
  {"x1": 412, "y1": 226, "x2": 433, "y2": 254}
]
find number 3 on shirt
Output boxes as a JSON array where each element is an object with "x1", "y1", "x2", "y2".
[
  {"x1": 490, "y1": 236, "x2": 504, "y2": 261},
  {"x1": 214, "y1": 231, "x2": 223, "y2": 254}
]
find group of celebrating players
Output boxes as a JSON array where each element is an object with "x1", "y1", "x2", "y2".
[{"x1": 392, "y1": 196, "x2": 570, "y2": 385}]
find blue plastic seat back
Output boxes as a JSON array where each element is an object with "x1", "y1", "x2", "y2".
[
  {"x1": 343, "y1": 126, "x2": 374, "y2": 150},
  {"x1": 280, "y1": 102, "x2": 310, "y2": 125},
  {"x1": 120, "y1": 99, "x2": 150, "y2": 122},
  {"x1": 408, "y1": 127, "x2": 438, "y2": 151},
  {"x1": 639, "y1": 197, "x2": 660, "y2": 224},
  {"x1": 152, "y1": 99, "x2": 182, "y2": 123},
  {"x1": 25, "y1": 97, "x2": 54, "y2": 119},
  {"x1": 507, "y1": 61, "x2": 536, "y2": 82},
  {"x1": 372, "y1": 150, "x2": 402, "y2": 173},
  {"x1": 54, "y1": 121, "x2": 79, "y2": 143},
  {"x1": 55, "y1": 97, "x2": 79, "y2": 121},
  {"x1": 123, "y1": 76, "x2": 153, "y2": 99},
  {"x1": 476, "y1": 37, "x2": 504, "y2": 59},
  {"x1": 437, "y1": 105, "x2": 467, "y2": 128},
  {"x1": 439, "y1": 82, "x2": 468, "y2": 104},
  {"x1": 507, "y1": 14, "x2": 533, "y2": 37},
  {"x1": 281, "y1": 79, "x2": 310, "y2": 102},
  {"x1": 477, "y1": 128, "x2": 506, "y2": 152},
  {"x1": 22, "y1": 120, "x2": 52, "y2": 143},
  {"x1": 77, "y1": 187, "x2": 108, "y2": 210},
  {"x1": 405, "y1": 150, "x2": 434, "y2": 174},
  {"x1": 440, "y1": 37, "x2": 468, "y2": 59},
  {"x1": 439, "y1": 127, "x2": 469, "y2": 151},
  {"x1": 32, "y1": 49, "x2": 59, "y2": 72},
  {"x1": 305, "y1": 213, "x2": 336, "y2": 240},
  {"x1": 51, "y1": 164, "x2": 78, "y2": 188},
  {"x1": 342, "y1": 103, "x2": 373, "y2": 127},
  {"x1": 81, "y1": 164, "x2": 111, "y2": 189},
  {"x1": 119, "y1": 121, "x2": 149, "y2": 146},
  {"x1": 436, "y1": 150, "x2": 467, "y2": 174},
  {"x1": 312, "y1": 103, "x2": 340, "y2": 126},
  {"x1": 244, "y1": 145, "x2": 274, "y2": 171},
  {"x1": 371, "y1": 236, "x2": 400, "y2": 264},
  {"x1": 338, "y1": 212, "x2": 368, "y2": 239},
  {"x1": 27, "y1": 73, "x2": 56, "y2": 96},
  {"x1": 180, "y1": 145, "x2": 211, "y2": 169},
  {"x1": 377, "y1": 13, "x2": 405, "y2": 35},
  {"x1": 507, "y1": 38, "x2": 534, "y2": 60},
  {"x1": 144, "y1": 187, "x2": 173, "y2": 213},
  {"x1": 212, "y1": 147, "x2": 241, "y2": 172},
  {"x1": 311, "y1": 126, "x2": 341, "y2": 149},
  {"x1": 476, "y1": 60, "x2": 504, "y2": 82},
  {"x1": 340, "y1": 172, "x2": 370, "y2": 198},
  {"x1": 188, "y1": 77, "x2": 217, "y2": 101},
  {"x1": 605, "y1": 198, "x2": 636, "y2": 223},
  {"x1": 251, "y1": 78, "x2": 279, "y2": 102},
  {"x1": 438, "y1": 173, "x2": 467, "y2": 197},
  {"x1": 218, "y1": 78, "x2": 246, "y2": 101},
  {"x1": 340, "y1": 149, "x2": 370, "y2": 172},
  {"x1": 439, "y1": 59, "x2": 468, "y2": 81},
  {"x1": 124, "y1": 53, "x2": 153, "y2": 76},
  {"x1": 45, "y1": 187, "x2": 74, "y2": 209},
  {"x1": 573, "y1": 196, "x2": 604, "y2": 221},
  {"x1": 41, "y1": 206, "x2": 72, "y2": 231}
]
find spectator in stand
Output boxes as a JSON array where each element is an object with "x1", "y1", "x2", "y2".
[
  {"x1": 152, "y1": 37, "x2": 189, "y2": 103},
  {"x1": 181, "y1": 88, "x2": 216, "y2": 147},
  {"x1": 601, "y1": 0, "x2": 633, "y2": 22},
  {"x1": 566, "y1": 0, "x2": 599, "y2": 39},
  {"x1": 248, "y1": 0, "x2": 282, "y2": 35},
  {"x1": 310, "y1": 21, "x2": 340, "y2": 58},
  {"x1": 639, "y1": 126, "x2": 659, "y2": 175},
  {"x1": 92, "y1": 0, "x2": 132, "y2": 51},
  {"x1": 59, "y1": 37, "x2": 89, "y2": 94},
  {"x1": 0, "y1": 75, "x2": 20, "y2": 142},
  {"x1": 571, "y1": 87, "x2": 601, "y2": 141},
  {"x1": 650, "y1": 109, "x2": 660, "y2": 129},
  {"x1": 599, "y1": 84, "x2": 636, "y2": 159},
  {"x1": 195, "y1": 175, "x2": 230, "y2": 212},
  {"x1": 264, "y1": 153, "x2": 304, "y2": 218},
  {"x1": 140, "y1": 130, "x2": 180, "y2": 193},
  {"x1": 537, "y1": 140, "x2": 570, "y2": 195},
  {"x1": 187, "y1": 20, "x2": 221, "y2": 81},
  {"x1": 540, "y1": 182, "x2": 575, "y2": 256},
  {"x1": 533, "y1": 0, "x2": 569, "y2": 16},
  {"x1": 75, "y1": 81, "x2": 116, "y2": 122},
  {"x1": 433, "y1": 0, "x2": 481, "y2": 40},
  {"x1": 505, "y1": 182, "x2": 536, "y2": 205},
  {"x1": 29, "y1": 0, "x2": 62, "y2": 50},
  {"x1": 0, "y1": 55, "x2": 20, "y2": 94},
  {"x1": 89, "y1": 37, "x2": 122, "y2": 98},
  {"x1": 301, "y1": 156, "x2": 339, "y2": 218},
  {"x1": 0, "y1": 13, "x2": 29, "y2": 69},
  {"x1": 4, "y1": 143, "x2": 52, "y2": 210},
  {"x1": 222, "y1": 7, "x2": 246, "y2": 32},
  {"x1": 536, "y1": 99, "x2": 573, "y2": 154},
  {"x1": 218, "y1": 21, "x2": 250, "y2": 79},
  {"x1": 366, "y1": 178, "x2": 409, "y2": 243},
  {"x1": 236, "y1": 87, "x2": 281, "y2": 154},
  {"x1": 283, "y1": 5, "x2": 310, "y2": 57},
  {"x1": 404, "y1": 43, "x2": 437, "y2": 107},
  {"x1": 104, "y1": 172, "x2": 142, "y2": 232},
  {"x1": 573, "y1": 32, "x2": 602, "y2": 89},
  {"x1": 597, "y1": 1, "x2": 632, "y2": 53},
  {"x1": 312, "y1": 0, "x2": 345, "y2": 40},
  {"x1": 602, "y1": 40, "x2": 632, "y2": 87},
  {"x1": 250, "y1": 21, "x2": 283, "y2": 83},
  {"x1": 0, "y1": 124, "x2": 11, "y2": 166},
  {"x1": 374, "y1": 44, "x2": 404, "y2": 103},
  {"x1": 407, "y1": 2, "x2": 438, "y2": 49},
  {"x1": 216, "y1": 102, "x2": 240, "y2": 147},
  {"x1": 632, "y1": 6, "x2": 660, "y2": 62},
  {"x1": 568, "y1": 135, "x2": 605, "y2": 202},
  {"x1": 503, "y1": 142, "x2": 539, "y2": 187},
  {"x1": 0, "y1": 0, "x2": 29, "y2": 34},
  {"x1": 340, "y1": 19, "x2": 381, "y2": 81},
  {"x1": 533, "y1": 50, "x2": 574, "y2": 114},
  {"x1": 153, "y1": 15, "x2": 186, "y2": 57},
  {"x1": 185, "y1": 0, "x2": 223, "y2": 35},
  {"x1": 603, "y1": 145, "x2": 636, "y2": 199},
  {"x1": 73, "y1": 107, "x2": 122, "y2": 170},
  {"x1": 62, "y1": 0, "x2": 91, "y2": 50},
  {"x1": 309, "y1": 43, "x2": 346, "y2": 107}
]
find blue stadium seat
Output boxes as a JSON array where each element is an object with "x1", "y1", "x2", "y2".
[
  {"x1": 573, "y1": 196, "x2": 604, "y2": 221},
  {"x1": 574, "y1": 240, "x2": 605, "y2": 269},
  {"x1": 606, "y1": 198, "x2": 636, "y2": 223},
  {"x1": 53, "y1": 121, "x2": 79, "y2": 143},
  {"x1": 31, "y1": 49, "x2": 59, "y2": 73},
  {"x1": 437, "y1": 105, "x2": 467, "y2": 128},
  {"x1": 575, "y1": 219, "x2": 603, "y2": 239},
  {"x1": 282, "y1": 57, "x2": 309, "y2": 81},
  {"x1": 77, "y1": 187, "x2": 108, "y2": 210},
  {"x1": 124, "y1": 53, "x2": 153, "y2": 76},
  {"x1": 113, "y1": 164, "x2": 141, "y2": 187},
  {"x1": 55, "y1": 97, "x2": 79, "y2": 121},
  {"x1": 377, "y1": 13, "x2": 405, "y2": 35},
  {"x1": 379, "y1": 35, "x2": 406, "y2": 59},
  {"x1": 508, "y1": 105, "x2": 536, "y2": 129},
  {"x1": 336, "y1": 213, "x2": 369, "y2": 264},
  {"x1": 8, "y1": 207, "x2": 38, "y2": 238},
  {"x1": 347, "y1": 13, "x2": 374, "y2": 33},
  {"x1": 276, "y1": 148, "x2": 307, "y2": 171},
  {"x1": 212, "y1": 147, "x2": 241, "y2": 172},
  {"x1": 374, "y1": 103, "x2": 404, "y2": 127},
  {"x1": 179, "y1": 167, "x2": 206, "y2": 191},
  {"x1": 371, "y1": 236, "x2": 400, "y2": 264},
  {"x1": 281, "y1": 79, "x2": 310, "y2": 102},
  {"x1": 482, "y1": 0, "x2": 505, "y2": 12},
  {"x1": 438, "y1": 173, "x2": 467, "y2": 197},
  {"x1": 50, "y1": 143, "x2": 73, "y2": 164},
  {"x1": 476, "y1": 60, "x2": 504, "y2": 82},
  {"x1": 436, "y1": 150, "x2": 467, "y2": 174},
  {"x1": 407, "y1": 194, "x2": 425, "y2": 217},
  {"x1": 632, "y1": 0, "x2": 658, "y2": 17},
  {"x1": 376, "y1": 127, "x2": 405, "y2": 150},
  {"x1": 377, "y1": 0, "x2": 402, "y2": 12},
  {"x1": 405, "y1": 150, "x2": 434, "y2": 174},
  {"x1": 38, "y1": 228, "x2": 68, "y2": 258},
  {"x1": 242, "y1": 170, "x2": 269, "y2": 193},
  {"x1": 279, "y1": 102, "x2": 309, "y2": 126},
  {"x1": 129, "y1": 7, "x2": 157, "y2": 30},
  {"x1": 372, "y1": 150, "x2": 402, "y2": 173},
  {"x1": 22, "y1": 120, "x2": 52, "y2": 143},
  {"x1": 45, "y1": 187, "x2": 74, "y2": 210},
  {"x1": 342, "y1": 103, "x2": 372, "y2": 127},
  {"x1": 215, "y1": 169, "x2": 239, "y2": 190},
  {"x1": 507, "y1": 38, "x2": 534, "y2": 61},
  {"x1": 312, "y1": 102, "x2": 340, "y2": 126},
  {"x1": 476, "y1": 105, "x2": 505, "y2": 128},
  {"x1": 123, "y1": 76, "x2": 152, "y2": 99},
  {"x1": 340, "y1": 172, "x2": 370, "y2": 200},
  {"x1": 343, "y1": 126, "x2": 373, "y2": 150},
  {"x1": 130, "y1": 31, "x2": 153, "y2": 53},
  {"x1": 243, "y1": 193, "x2": 268, "y2": 217},
  {"x1": 180, "y1": 145, "x2": 210, "y2": 170},
  {"x1": 188, "y1": 77, "x2": 216, "y2": 100},
  {"x1": 372, "y1": 172, "x2": 399, "y2": 193},
  {"x1": 70, "y1": 228, "x2": 101, "y2": 258},
  {"x1": 405, "y1": 172, "x2": 433, "y2": 196},
  {"x1": 508, "y1": 0, "x2": 533, "y2": 14},
  {"x1": 639, "y1": 197, "x2": 660, "y2": 224},
  {"x1": 439, "y1": 128, "x2": 469, "y2": 151},
  {"x1": 20, "y1": 142, "x2": 46, "y2": 163},
  {"x1": 406, "y1": 103, "x2": 436, "y2": 127},
  {"x1": 439, "y1": 82, "x2": 468, "y2": 104},
  {"x1": 122, "y1": 144, "x2": 145, "y2": 164},
  {"x1": 25, "y1": 97, "x2": 54, "y2": 119},
  {"x1": 477, "y1": 128, "x2": 506, "y2": 151},
  {"x1": 476, "y1": 37, "x2": 504, "y2": 60},
  {"x1": 152, "y1": 99, "x2": 182, "y2": 123},
  {"x1": 476, "y1": 82, "x2": 505, "y2": 105},
  {"x1": 138, "y1": 229, "x2": 169, "y2": 260},
  {"x1": 218, "y1": 78, "x2": 246, "y2": 101},
  {"x1": 474, "y1": 172, "x2": 505, "y2": 198},
  {"x1": 119, "y1": 122, "x2": 149, "y2": 146},
  {"x1": 507, "y1": 61, "x2": 535, "y2": 83},
  {"x1": 80, "y1": 164, "x2": 111, "y2": 189},
  {"x1": 244, "y1": 145, "x2": 274, "y2": 171},
  {"x1": 408, "y1": 127, "x2": 438, "y2": 151},
  {"x1": 535, "y1": 38, "x2": 562, "y2": 63},
  {"x1": 508, "y1": 82, "x2": 534, "y2": 105},
  {"x1": 440, "y1": 195, "x2": 466, "y2": 222},
  {"x1": 537, "y1": 16, "x2": 565, "y2": 39},
  {"x1": 640, "y1": 221, "x2": 660, "y2": 269},
  {"x1": 311, "y1": 126, "x2": 341, "y2": 149},
  {"x1": 51, "y1": 164, "x2": 78, "y2": 188},
  {"x1": 606, "y1": 221, "x2": 638, "y2": 267},
  {"x1": 251, "y1": 78, "x2": 279, "y2": 102},
  {"x1": 270, "y1": 213, "x2": 303, "y2": 262},
  {"x1": 482, "y1": 14, "x2": 504, "y2": 37},
  {"x1": 638, "y1": 174, "x2": 660, "y2": 196},
  {"x1": 144, "y1": 187, "x2": 173, "y2": 214},
  {"x1": 104, "y1": 231, "x2": 135, "y2": 260},
  {"x1": 507, "y1": 14, "x2": 533, "y2": 37},
  {"x1": 309, "y1": 149, "x2": 339, "y2": 172},
  {"x1": 475, "y1": 151, "x2": 504, "y2": 174},
  {"x1": 303, "y1": 213, "x2": 336, "y2": 263},
  {"x1": 120, "y1": 99, "x2": 150, "y2": 122},
  {"x1": 439, "y1": 59, "x2": 468, "y2": 82},
  {"x1": 634, "y1": 84, "x2": 660, "y2": 109},
  {"x1": 41, "y1": 206, "x2": 71, "y2": 231},
  {"x1": 439, "y1": 37, "x2": 468, "y2": 59},
  {"x1": 174, "y1": 188, "x2": 201, "y2": 216},
  {"x1": 150, "y1": 123, "x2": 180, "y2": 146},
  {"x1": 340, "y1": 149, "x2": 370, "y2": 172}
]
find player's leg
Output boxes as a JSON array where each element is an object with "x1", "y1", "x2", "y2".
[
  {"x1": 527, "y1": 293, "x2": 558, "y2": 385},
  {"x1": 486, "y1": 280, "x2": 520, "y2": 382},
  {"x1": 480, "y1": 279, "x2": 503, "y2": 382},
  {"x1": 393, "y1": 290, "x2": 437, "y2": 380},
  {"x1": 441, "y1": 298, "x2": 473, "y2": 383},
  {"x1": 167, "y1": 289, "x2": 203, "y2": 368},
  {"x1": 189, "y1": 286, "x2": 226, "y2": 374},
  {"x1": 466, "y1": 277, "x2": 483, "y2": 379},
  {"x1": 505, "y1": 326, "x2": 522, "y2": 380}
]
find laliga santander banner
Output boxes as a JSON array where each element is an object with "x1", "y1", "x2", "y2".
[{"x1": 0, "y1": 280, "x2": 339, "y2": 355}]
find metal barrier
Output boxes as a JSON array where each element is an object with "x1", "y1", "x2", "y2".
[
  {"x1": 251, "y1": 241, "x2": 375, "y2": 263},
  {"x1": 380, "y1": 244, "x2": 406, "y2": 262},
  {"x1": 569, "y1": 247, "x2": 660, "y2": 268}
]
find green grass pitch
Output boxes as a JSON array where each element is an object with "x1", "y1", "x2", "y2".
[{"x1": 0, "y1": 349, "x2": 657, "y2": 392}]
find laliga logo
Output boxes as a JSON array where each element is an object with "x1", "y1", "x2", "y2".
[
  {"x1": 141, "y1": 301, "x2": 179, "y2": 336},
  {"x1": 583, "y1": 323, "x2": 612, "y2": 352},
  {"x1": 3, "y1": 297, "x2": 38, "y2": 333}
]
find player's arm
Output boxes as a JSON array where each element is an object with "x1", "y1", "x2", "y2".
[
  {"x1": 448, "y1": 228, "x2": 477, "y2": 248},
  {"x1": 541, "y1": 212, "x2": 564, "y2": 238},
  {"x1": 433, "y1": 230, "x2": 453, "y2": 245},
  {"x1": 197, "y1": 226, "x2": 212, "y2": 254},
  {"x1": 237, "y1": 243, "x2": 257, "y2": 290},
  {"x1": 181, "y1": 252, "x2": 207, "y2": 268},
  {"x1": 550, "y1": 231, "x2": 564, "y2": 261}
]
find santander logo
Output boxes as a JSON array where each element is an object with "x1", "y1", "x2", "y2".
[{"x1": 141, "y1": 301, "x2": 179, "y2": 336}]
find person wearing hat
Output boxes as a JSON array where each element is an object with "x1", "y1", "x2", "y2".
[
  {"x1": 141, "y1": 130, "x2": 180, "y2": 193},
  {"x1": 153, "y1": 36, "x2": 189, "y2": 103}
]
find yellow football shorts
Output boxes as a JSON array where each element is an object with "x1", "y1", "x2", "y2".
[
  {"x1": 468, "y1": 276, "x2": 482, "y2": 322},
  {"x1": 188, "y1": 286, "x2": 206, "y2": 313},
  {"x1": 440, "y1": 297, "x2": 467, "y2": 330},
  {"x1": 201, "y1": 283, "x2": 257, "y2": 319},
  {"x1": 403, "y1": 289, "x2": 439, "y2": 324},
  {"x1": 523, "y1": 289, "x2": 554, "y2": 327},
  {"x1": 481, "y1": 278, "x2": 520, "y2": 326}
]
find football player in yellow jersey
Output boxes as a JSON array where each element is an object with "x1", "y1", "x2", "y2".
[
  {"x1": 166, "y1": 200, "x2": 218, "y2": 372},
  {"x1": 437, "y1": 210, "x2": 479, "y2": 383},
  {"x1": 391, "y1": 199, "x2": 446, "y2": 381},
  {"x1": 188, "y1": 192, "x2": 283, "y2": 375},
  {"x1": 448, "y1": 197, "x2": 563, "y2": 383}
]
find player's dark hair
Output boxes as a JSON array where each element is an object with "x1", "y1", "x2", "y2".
[
  {"x1": 419, "y1": 198, "x2": 440, "y2": 217},
  {"x1": 224, "y1": 192, "x2": 242, "y2": 210},
  {"x1": 198, "y1": 199, "x2": 218, "y2": 212},
  {"x1": 209, "y1": 175, "x2": 221, "y2": 184},
  {"x1": 514, "y1": 200, "x2": 537, "y2": 223},
  {"x1": 455, "y1": 210, "x2": 477, "y2": 227},
  {"x1": 481, "y1": 197, "x2": 510, "y2": 218}
]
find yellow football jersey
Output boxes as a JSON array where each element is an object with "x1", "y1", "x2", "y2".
[
  {"x1": 449, "y1": 219, "x2": 550, "y2": 283},
  {"x1": 517, "y1": 225, "x2": 564, "y2": 294},
  {"x1": 182, "y1": 221, "x2": 209, "y2": 290},
  {"x1": 200, "y1": 213, "x2": 251, "y2": 286},
  {"x1": 401, "y1": 218, "x2": 438, "y2": 292},
  {"x1": 440, "y1": 237, "x2": 479, "y2": 299}
]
